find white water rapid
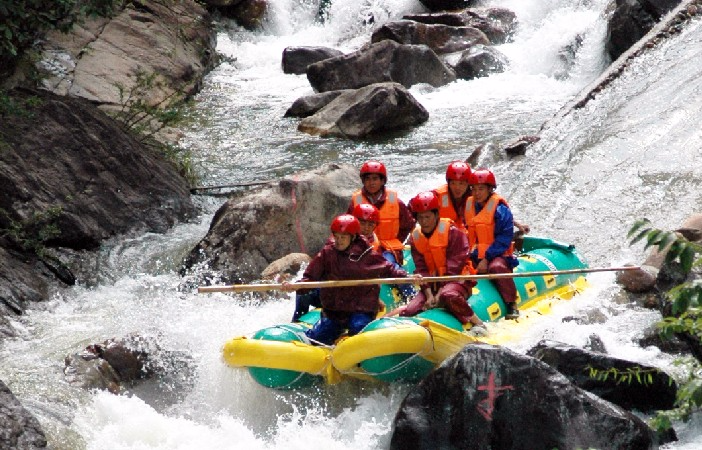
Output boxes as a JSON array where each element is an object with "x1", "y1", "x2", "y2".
[{"x1": 2, "y1": 0, "x2": 702, "y2": 448}]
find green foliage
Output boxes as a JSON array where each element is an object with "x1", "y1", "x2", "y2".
[
  {"x1": 628, "y1": 218, "x2": 702, "y2": 432},
  {"x1": 0, "y1": 90, "x2": 43, "y2": 118},
  {"x1": 0, "y1": 0, "x2": 120, "y2": 73},
  {"x1": 111, "y1": 70, "x2": 199, "y2": 186},
  {"x1": 587, "y1": 365, "x2": 665, "y2": 386},
  {"x1": 0, "y1": 206, "x2": 63, "y2": 257}
]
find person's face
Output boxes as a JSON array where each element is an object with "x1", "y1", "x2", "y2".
[
  {"x1": 472, "y1": 184, "x2": 491, "y2": 203},
  {"x1": 417, "y1": 211, "x2": 439, "y2": 234},
  {"x1": 448, "y1": 180, "x2": 469, "y2": 199},
  {"x1": 333, "y1": 232, "x2": 353, "y2": 251},
  {"x1": 362, "y1": 174, "x2": 384, "y2": 195},
  {"x1": 358, "y1": 220, "x2": 376, "y2": 237}
]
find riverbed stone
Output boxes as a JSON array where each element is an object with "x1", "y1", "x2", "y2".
[
  {"x1": 297, "y1": 82, "x2": 429, "y2": 138},
  {"x1": 391, "y1": 343, "x2": 655, "y2": 450},
  {"x1": 182, "y1": 164, "x2": 358, "y2": 282},
  {"x1": 0, "y1": 379, "x2": 48, "y2": 449},
  {"x1": 403, "y1": 7, "x2": 517, "y2": 44},
  {"x1": 284, "y1": 90, "x2": 353, "y2": 118},
  {"x1": 306, "y1": 40, "x2": 456, "y2": 93},
  {"x1": 282, "y1": 46, "x2": 344, "y2": 75},
  {"x1": 371, "y1": 20, "x2": 490, "y2": 54}
]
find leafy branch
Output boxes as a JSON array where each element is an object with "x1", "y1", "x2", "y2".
[
  {"x1": 628, "y1": 218, "x2": 702, "y2": 432},
  {"x1": 0, "y1": 206, "x2": 63, "y2": 257},
  {"x1": 586, "y1": 365, "x2": 666, "y2": 386}
]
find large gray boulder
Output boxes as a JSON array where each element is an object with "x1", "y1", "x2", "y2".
[
  {"x1": 418, "y1": 0, "x2": 479, "y2": 12},
  {"x1": 298, "y1": 82, "x2": 429, "y2": 138},
  {"x1": 306, "y1": 40, "x2": 456, "y2": 93},
  {"x1": 371, "y1": 20, "x2": 490, "y2": 54},
  {"x1": 391, "y1": 343, "x2": 655, "y2": 450},
  {"x1": 446, "y1": 44, "x2": 508, "y2": 80},
  {"x1": 182, "y1": 164, "x2": 358, "y2": 282},
  {"x1": 0, "y1": 379, "x2": 47, "y2": 449},
  {"x1": 284, "y1": 90, "x2": 353, "y2": 118}
]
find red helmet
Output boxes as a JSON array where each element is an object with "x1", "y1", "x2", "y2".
[
  {"x1": 409, "y1": 191, "x2": 440, "y2": 213},
  {"x1": 330, "y1": 214, "x2": 361, "y2": 235},
  {"x1": 446, "y1": 161, "x2": 472, "y2": 182},
  {"x1": 470, "y1": 169, "x2": 497, "y2": 187},
  {"x1": 352, "y1": 203, "x2": 380, "y2": 223},
  {"x1": 360, "y1": 160, "x2": 387, "y2": 180}
]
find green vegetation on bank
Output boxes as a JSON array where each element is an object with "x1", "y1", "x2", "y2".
[
  {"x1": 628, "y1": 219, "x2": 702, "y2": 432},
  {"x1": 0, "y1": 0, "x2": 120, "y2": 74},
  {"x1": 0, "y1": 206, "x2": 63, "y2": 257}
]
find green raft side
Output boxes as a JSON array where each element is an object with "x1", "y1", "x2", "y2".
[
  {"x1": 247, "y1": 323, "x2": 320, "y2": 390},
  {"x1": 353, "y1": 236, "x2": 589, "y2": 383}
]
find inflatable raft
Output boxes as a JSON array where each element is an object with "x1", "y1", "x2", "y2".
[{"x1": 222, "y1": 236, "x2": 588, "y2": 389}]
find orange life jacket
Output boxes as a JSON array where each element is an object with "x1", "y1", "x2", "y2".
[
  {"x1": 434, "y1": 184, "x2": 466, "y2": 233},
  {"x1": 351, "y1": 188, "x2": 403, "y2": 251},
  {"x1": 465, "y1": 193, "x2": 514, "y2": 259},
  {"x1": 411, "y1": 218, "x2": 455, "y2": 276}
]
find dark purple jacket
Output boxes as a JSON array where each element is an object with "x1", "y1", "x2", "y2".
[
  {"x1": 410, "y1": 224, "x2": 473, "y2": 293},
  {"x1": 300, "y1": 235, "x2": 408, "y2": 314}
]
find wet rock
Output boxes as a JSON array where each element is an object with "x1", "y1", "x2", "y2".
[
  {"x1": 282, "y1": 46, "x2": 344, "y2": 75},
  {"x1": 182, "y1": 164, "x2": 358, "y2": 281},
  {"x1": 0, "y1": 379, "x2": 48, "y2": 449},
  {"x1": 503, "y1": 135, "x2": 540, "y2": 157},
  {"x1": 221, "y1": 0, "x2": 268, "y2": 29},
  {"x1": 606, "y1": 0, "x2": 682, "y2": 62},
  {"x1": 284, "y1": 90, "x2": 353, "y2": 118},
  {"x1": 307, "y1": 40, "x2": 456, "y2": 93},
  {"x1": 371, "y1": 20, "x2": 490, "y2": 55},
  {"x1": 261, "y1": 253, "x2": 312, "y2": 282},
  {"x1": 391, "y1": 343, "x2": 655, "y2": 450},
  {"x1": 298, "y1": 82, "x2": 429, "y2": 138},
  {"x1": 528, "y1": 340, "x2": 677, "y2": 412},
  {"x1": 638, "y1": 324, "x2": 689, "y2": 354},
  {"x1": 445, "y1": 44, "x2": 508, "y2": 80},
  {"x1": 404, "y1": 8, "x2": 517, "y2": 44},
  {"x1": 617, "y1": 264, "x2": 658, "y2": 292}
]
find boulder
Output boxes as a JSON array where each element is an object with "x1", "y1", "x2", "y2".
[
  {"x1": 404, "y1": 7, "x2": 517, "y2": 44},
  {"x1": 282, "y1": 46, "x2": 344, "y2": 75},
  {"x1": 371, "y1": 20, "x2": 490, "y2": 54},
  {"x1": 221, "y1": 0, "x2": 269, "y2": 29},
  {"x1": 606, "y1": 0, "x2": 682, "y2": 61},
  {"x1": 527, "y1": 340, "x2": 677, "y2": 412},
  {"x1": 284, "y1": 90, "x2": 353, "y2": 118},
  {"x1": 261, "y1": 253, "x2": 312, "y2": 282},
  {"x1": 391, "y1": 343, "x2": 655, "y2": 450},
  {"x1": 37, "y1": 0, "x2": 217, "y2": 108},
  {"x1": 0, "y1": 379, "x2": 47, "y2": 449},
  {"x1": 446, "y1": 44, "x2": 508, "y2": 80},
  {"x1": 182, "y1": 164, "x2": 358, "y2": 282},
  {"x1": 306, "y1": 40, "x2": 456, "y2": 93},
  {"x1": 298, "y1": 82, "x2": 429, "y2": 138}
]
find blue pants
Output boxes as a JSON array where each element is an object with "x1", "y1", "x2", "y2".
[
  {"x1": 292, "y1": 289, "x2": 322, "y2": 322},
  {"x1": 305, "y1": 312, "x2": 374, "y2": 345}
]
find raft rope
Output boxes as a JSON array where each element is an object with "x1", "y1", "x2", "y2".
[{"x1": 334, "y1": 318, "x2": 436, "y2": 377}]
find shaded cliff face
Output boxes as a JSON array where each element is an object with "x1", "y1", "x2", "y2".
[{"x1": 0, "y1": 88, "x2": 196, "y2": 333}]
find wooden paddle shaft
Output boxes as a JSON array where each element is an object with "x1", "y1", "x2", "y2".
[{"x1": 197, "y1": 266, "x2": 640, "y2": 294}]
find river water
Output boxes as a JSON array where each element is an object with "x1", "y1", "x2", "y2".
[{"x1": 2, "y1": 0, "x2": 702, "y2": 448}]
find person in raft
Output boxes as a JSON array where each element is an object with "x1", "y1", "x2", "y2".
[
  {"x1": 435, "y1": 160, "x2": 531, "y2": 240},
  {"x1": 282, "y1": 214, "x2": 413, "y2": 345},
  {"x1": 347, "y1": 160, "x2": 415, "y2": 269},
  {"x1": 465, "y1": 169, "x2": 520, "y2": 320},
  {"x1": 352, "y1": 203, "x2": 416, "y2": 300},
  {"x1": 388, "y1": 191, "x2": 486, "y2": 331},
  {"x1": 434, "y1": 160, "x2": 473, "y2": 234}
]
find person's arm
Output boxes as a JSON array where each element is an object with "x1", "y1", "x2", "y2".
[
  {"x1": 398, "y1": 200, "x2": 416, "y2": 242},
  {"x1": 485, "y1": 204, "x2": 514, "y2": 260},
  {"x1": 514, "y1": 219, "x2": 530, "y2": 235}
]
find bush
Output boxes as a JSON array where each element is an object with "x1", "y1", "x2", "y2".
[{"x1": 628, "y1": 218, "x2": 702, "y2": 431}]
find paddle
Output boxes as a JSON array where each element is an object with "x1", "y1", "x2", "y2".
[{"x1": 197, "y1": 266, "x2": 640, "y2": 293}]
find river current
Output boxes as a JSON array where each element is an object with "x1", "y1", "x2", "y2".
[{"x1": 2, "y1": 0, "x2": 702, "y2": 448}]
